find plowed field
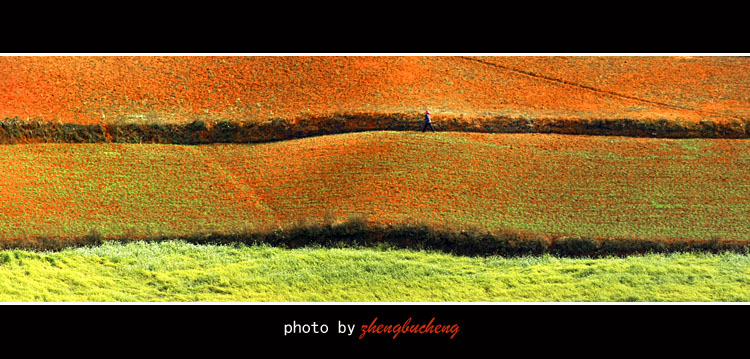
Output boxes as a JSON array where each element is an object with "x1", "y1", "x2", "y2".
[{"x1": 2, "y1": 56, "x2": 747, "y2": 125}]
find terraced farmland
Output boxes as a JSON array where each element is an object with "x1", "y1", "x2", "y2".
[{"x1": 1, "y1": 55, "x2": 748, "y2": 302}]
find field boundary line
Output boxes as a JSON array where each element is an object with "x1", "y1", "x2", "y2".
[{"x1": 457, "y1": 56, "x2": 746, "y2": 122}]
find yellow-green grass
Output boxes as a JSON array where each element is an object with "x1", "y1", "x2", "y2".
[
  {"x1": 0, "y1": 240, "x2": 748, "y2": 302},
  {"x1": 1, "y1": 131, "x2": 749, "y2": 242}
]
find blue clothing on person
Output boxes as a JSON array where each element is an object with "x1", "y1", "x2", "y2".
[{"x1": 423, "y1": 111, "x2": 434, "y2": 132}]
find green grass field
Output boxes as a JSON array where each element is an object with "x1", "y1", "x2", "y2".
[{"x1": 1, "y1": 240, "x2": 749, "y2": 302}]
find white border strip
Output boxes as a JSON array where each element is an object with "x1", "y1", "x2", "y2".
[{"x1": 0, "y1": 53, "x2": 748, "y2": 56}]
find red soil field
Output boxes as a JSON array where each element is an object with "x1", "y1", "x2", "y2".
[
  {"x1": 1, "y1": 133, "x2": 748, "y2": 241},
  {"x1": 1, "y1": 56, "x2": 747, "y2": 125}
]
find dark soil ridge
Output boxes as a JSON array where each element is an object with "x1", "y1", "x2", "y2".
[
  {"x1": 1, "y1": 112, "x2": 749, "y2": 144},
  {"x1": 3, "y1": 219, "x2": 748, "y2": 258}
]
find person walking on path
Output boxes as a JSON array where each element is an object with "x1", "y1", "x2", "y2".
[{"x1": 422, "y1": 110, "x2": 435, "y2": 132}]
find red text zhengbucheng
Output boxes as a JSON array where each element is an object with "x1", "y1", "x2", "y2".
[{"x1": 359, "y1": 317, "x2": 459, "y2": 340}]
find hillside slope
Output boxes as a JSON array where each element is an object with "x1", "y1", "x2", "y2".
[{"x1": 2, "y1": 132, "x2": 748, "y2": 242}]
